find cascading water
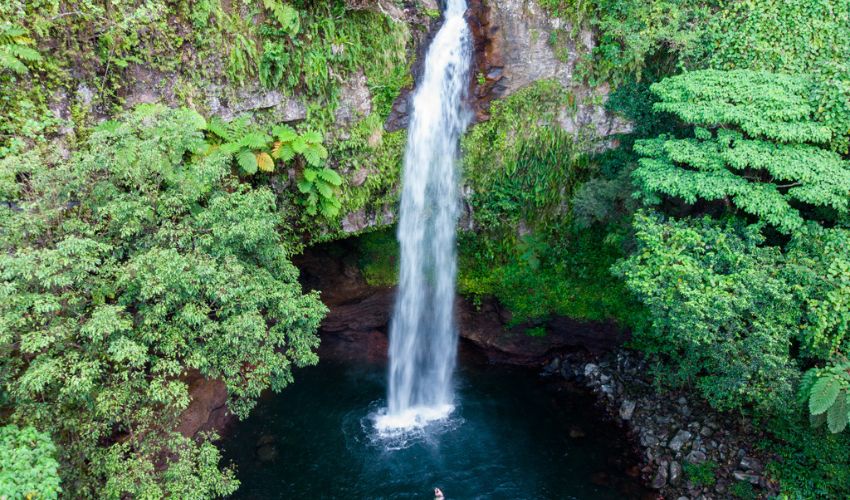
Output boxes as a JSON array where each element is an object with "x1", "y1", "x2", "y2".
[{"x1": 376, "y1": 0, "x2": 472, "y2": 431}]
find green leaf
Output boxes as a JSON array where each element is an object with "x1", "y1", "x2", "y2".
[
  {"x1": 239, "y1": 132, "x2": 271, "y2": 150},
  {"x1": 237, "y1": 149, "x2": 258, "y2": 174},
  {"x1": 302, "y1": 147, "x2": 323, "y2": 167},
  {"x1": 827, "y1": 391, "x2": 848, "y2": 433},
  {"x1": 296, "y1": 179, "x2": 313, "y2": 194},
  {"x1": 206, "y1": 116, "x2": 231, "y2": 141},
  {"x1": 272, "y1": 125, "x2": 298, "y2": 142},
  {"x1": 316, "y1": 182, "x2": 334, "y2": 198},
  {"x1": 317, "y1": 168, "x2": 342, "y2": 186},
  {"x1": 302, "y1": 168, "x2": 317, "y2": 182},
  {"x1": 291, "y1": 136, "x2": 307, "y2": 154},
  {"x1": 810, "y1": 375, "x2": 842, "y2": 415},
  {"x1": 301, "y1": 130, "x2": 323, "y2": 144},
  {"x1": 272, "y1": 143, "x2": 295, "y2": 162}
]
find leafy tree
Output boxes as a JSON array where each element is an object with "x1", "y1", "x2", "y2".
[
  {"x1": 0, "y1": 105, "x2": 327, "y2": 497},
  {"x1": 614, "y1": 212, "x2": 801, "y2": 413},
  {"x1": 0, "y1": 425, "x2": 61, "y2": 499},
  {"x1": 633, "y1": 70, "x2": 850, "y2": 234}
]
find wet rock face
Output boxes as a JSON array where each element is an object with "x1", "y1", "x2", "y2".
[{"x1": 463, "y1": 0, "x2": 632, "y2": 139}]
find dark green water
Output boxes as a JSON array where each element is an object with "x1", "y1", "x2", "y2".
[{"x1": 222, "y1": 359, "x2": 645, "y2": 499}]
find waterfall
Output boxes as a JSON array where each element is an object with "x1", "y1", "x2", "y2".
[{"x1": 378, "y1": 0, "x2": 472, "y2": 430}]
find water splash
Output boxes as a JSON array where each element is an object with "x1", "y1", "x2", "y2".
[{"x1": 376, "y1": 0, "x2": 472, "y2": 433}]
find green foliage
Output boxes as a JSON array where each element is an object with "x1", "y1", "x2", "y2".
[
  {"x1": 257, "y1": 0, "x2": 411, "y2": 125},
  {"x1": 801, "y1": 362, "x2": 850, "y2": 434},
  {"x1": 459, "y1": 226, "x2": 644, "y2": 327},
  {"x1": 297, "y1": 164, "x2": 343, "y2": 218},
  {"x1": 0, "y1": 425, "x2": 61, "y2": 499},
  {"x1": 729, "y1": 480, "x2": 756, "y2": 500},
  {"x1": 539, "y1": 0, "x2": 714, "y2": 85},
  {"x1": 615, "y1": 212, "x2": 801, "y2": 413},
  {"x1": 354, "y1": 226, "x2": 399, "y2": 287},
  {"x1": 262, "y1": 0, "x2": 300, "y2": 35},
  {"x1": 0, "y1": 105, "x2": 326, "y2": 496},
  {"x1": 634, "y1": 70, "x2": 850, "y2": 234},
  {"x1": 764, "y1": 412, "x2": 850, "y2": 498},
  {"x1": 683, "y1": 460, "x2": 717, "y2": 487},
  {"x1": 208, "y1": 116, "x2": 273, "y2": 175},
  {"x1": 786, "y1": 228, "x2": 850, "y2": 360},
  {"x1": 458, "y1": 80, "x2": 644, "y2": 327},
  {"x1": 0, "y1": 22, "x2": 41, "y2": 74},
  {"x1": 686, "y1": 0, "x2": 850, "y2": 152}
]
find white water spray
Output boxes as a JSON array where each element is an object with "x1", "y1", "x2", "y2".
[{"x1": 376, "y1": 0, "x2": 472, "y2": 431}]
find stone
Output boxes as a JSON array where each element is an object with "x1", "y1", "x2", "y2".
[
  {"x1": 669, "y1": 461, "x2": 683, "y2": 485},
  {"x1": 733, "y1": 471, "x2": 761, "y2": 485},
  {"x1": 651, "y1": 461, "x2": 669, "y2": 489},
  {"x1": 686, "y1": 450, "x2": 707, "y2": 464},
  {"x1": 700, "y1": 426, "x2": 713, "y2": 437},
  {"x1": 583, "y1": 363, "x2": 599, "y2": 377},
  {"x1": 334, "y1": 69, "x2": 372, "y2": 127},
  {"x1": 542, "y1": 357, "x2": 560, "y2": 375},
  {"x1": 669, "y1": 430, "x2": 693, "y2": 452},
  {"x1": 569, "y1": 426, "x2": 586, "y2": 439},
  {"x1": 740, "y1": 456, "x2": 763, "y2": 472},
  {"x1": 641, "y1": 434, "x2": 659, "y2": 447},
  {"x1": 559, "y1": 358, "x2": 573, "y2": 379},
  {"x1": 619, "y1": 399, "x2": 636, "y2": 420}
]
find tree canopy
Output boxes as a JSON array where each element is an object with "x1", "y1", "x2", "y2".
[
  {"x1": 633, "y1": 70, "x2": 850, "y2": 234},
  {"x1": 0, "y1": 105, "x2": 327, "y2": 497}
]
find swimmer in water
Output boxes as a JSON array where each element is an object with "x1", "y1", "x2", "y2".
[{"x1": 434, "y1": 487, "x2": 444, "y2": 499}]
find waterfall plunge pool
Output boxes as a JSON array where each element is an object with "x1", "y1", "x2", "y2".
[{"x1": 222, "y1": 356, "x2": 648, "y2": 499}]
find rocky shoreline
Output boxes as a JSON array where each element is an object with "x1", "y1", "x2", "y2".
[{"x1": 543, "y1": 350, "x2": 780, "y2": 499}]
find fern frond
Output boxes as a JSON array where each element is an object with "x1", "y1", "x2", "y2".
[
  {"x1": 0, "y1": 51, "x2": 29, "y2": 74},
  {"x1": 206, "y1": 116, "x2": 232, "y2": 141},
  {"x1": 237, "y1": 149, "x2": 258, "y2": 174},
  {"x1": 296, "y1": 179, "x2": 313, "y2": 194},
  {"x1": 302, "y1": 168, "x2": 317, "y2": 182},
  {"x1": 827, "y1": 391, "x2": 848, "y2": 433},
  {"x1": 271, "y1": 142, "x2": 295, "y2": 162},
  {"x1": 316, "y1": 182, "x2": 334, "y2": 199},
  {"x1": 256, "y1": 152, "x2": 275, "y2": 172},
  {"x1": 4, "y1": 45, "x2": 40, "y2": 62},
  {"x1": 272, "y1": 124, "x2": 298, "y2": 142},
  {"x1": 240, "y1": 132, "x2": 271, "y2": 150},
  {"x1": 301, "y1": 130, "x2": 323, "y2": 144},
  {"x1": 810, "y1": 375, "x2": 842, "y2": 415},
  {"x1": 317, "y1": 168, "x2": 342, "y2": 186},
  {"x1": 302, "y1": 147, "x2": 322, "y2": 167},
  {"x1": 291, "y1": 136, "x2": 307, "y2": 154}
]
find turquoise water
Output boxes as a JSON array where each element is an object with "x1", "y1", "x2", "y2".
[{"x1": 222, "y1": 359, "x2": 645, "y2": 499}]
